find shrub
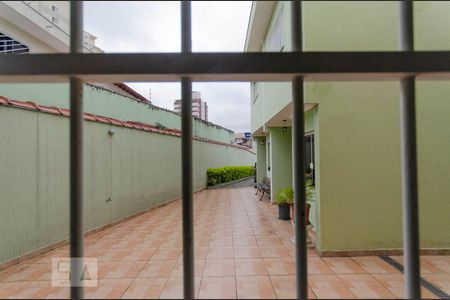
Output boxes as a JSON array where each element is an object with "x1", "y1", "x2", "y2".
[
  {"x1": 207, "y1": 166, "x2": 254, "y2": 186},
  {"x1": 275, "y1": 187, "x2": 294, "y2": 206},
  {"x1": 275, "y1": 179, "x2": 315, "y2": 205}
]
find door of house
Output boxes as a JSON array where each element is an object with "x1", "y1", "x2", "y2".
[{"x1": 305, "y1": 134, "x2": 315, "y2": 182}]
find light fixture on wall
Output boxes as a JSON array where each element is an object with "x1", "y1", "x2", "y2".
[
  {"x1": 282, "y1": 120, "x2": 287, "y2": 133},
  {"x1": 260, "y1": 139, "x2": 265, "y2": 145}
]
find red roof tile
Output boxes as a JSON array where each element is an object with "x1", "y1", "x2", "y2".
[{"x1": 0, "y1": 95, "x2": 255, "y2": 154}]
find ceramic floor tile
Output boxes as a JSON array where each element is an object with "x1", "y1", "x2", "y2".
[
  {"x1": 194, "y1": 247, "x2": 208, "y2": 260},
  {"x1": 322, "y1": 257, "x2": 367, "y2": 274},
  {"x1": 264, "y1": 258, "x2": 295, "y2": 276},
  {"x1": 422, "y1": 256, "x2": 450, "y2": 274},
  {"x1": 211, "y1": 229, "x2": 233, "y2": 237},
  {"x1": 270, "y1": 275, "x2": 317, "y2": 299},
  {"x1": 121, "y1": 278, "x2": 167, "y2": 299},
  {"x1": 338, "y1": 274, "x2": 397, "y2": 298},
  {"x1": 234, "y1": 236, "x2": 257, "y2": 246},
  {"x1": 233, "y1": 228, "x2": 254, "y2": 236},
  {"x1": 2, "y1": 187, "x2": 446, "y2": 299},
  {"x1": 419, "y1": 259, "x2": 449, "y2": 274},
  {"x1": 206, "y1": 247, "x2": 234, "y2": 259},
  {"x1": 159, "y1": 239, "x2": 183, "y2": 248},
  {"x1": 390, "y1": 256, "x2": 444, "y2": 274},
  {"x1": 159, "y1": 277, "x2": 201, "y2": 299},
  {"x1": 198, "y1": 276, "x2": 237, "y2": 299},
  {"x1": 194, "y1": 238, "x2": 210, "y2": 247},
  {"x1": 235, "y1": 258, "x2": 267, "y2": 276},
  {"x1": 170, "y1": 260, "x2": 205, "y2": 278},
  {"x1": 85, "y1": 278, "x2": 133, "y2": 299},
  {"x1": 98, "y1": 261, "x2": 146, "y2": 279},
  {"x1": 87, "y1": 239, "x2": 123, "y2": 250},
  {"x1": 45, "y1": 287, "x2": 70, "y2": 299},
  {"x1": 351, "y1": 256, "x2": 400, "y2": 274},
  {"x1": 137, "y1": 260, "x2": 177, "y2": 278},
  {"x1": 234, "y1": 246, "x2": 262, "y2": 259},
  {"x1": 308, "y1": 274, "x2": 356, "y2": 299},
  {"x1": 95, "y1": 248, "x2": 157, "y2": 261},
  {"x1": 120, "y1": 231, "x2": 154, "y2": 240},
  {"x1": 178, "y1": 248, "x2": 208, "y2": 260},
  {"x1": 422, "y1": 273, "x2": 450, "y2": 294},
  {"x1": 279, "y1": 237, "x2": 296, "y2": 246},
  {"x1": 236, "y1": 276, "x2": 276, "y2": 299},
  {"x1": 253, "y1": 228, "x2": 276, "y2": 235},
  {"x1": 203, "y1": 259, "x2": 235, "y2": 277},
  {"x1": 308, "y1": 257, "x2": 334, "y2": 275},
  {"x1": 255, "y1": 235, "x2": 283, "y2": 246},
  {"x1": 209, "y1": 237, "x2": 233, "y2": 247},
  {"x1": 371, "y1": 273, "x2": 439, "y2": 299},
  {"x1": 259, "y1": 246, "x2": 293, "y2": 258},
  {"x1": 0, "y1": 263, "x2": 51, "y2": 282},
  {"x1": 150, "y1": 248, "x2": 182, "y2": 260},
  {"x1": 24, "y1": 249, "x2": 69, "y2": 264},
  {"x1": 0, "y1": 281, "x2": 58, "y2": 299}
]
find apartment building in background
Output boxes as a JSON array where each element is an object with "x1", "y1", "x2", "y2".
[
  {"x1": 0, "y1": 0, "x2": 151, "y2": 103},
  {"x1": 1, "y1": 1, "x2": 102, "y2": 53},
  {"x1": 174, "y1": 91, "x2": 209, "y2": 121}
]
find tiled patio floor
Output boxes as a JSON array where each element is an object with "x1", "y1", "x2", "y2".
[{"x1": 0, "y1": 187, "x2": 449, "y2": 299}]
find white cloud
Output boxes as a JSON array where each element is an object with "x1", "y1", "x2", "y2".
[
  {"x1": 85, "y1": 1, "x2": 180, "y2": 52},
  {"x1": 85, "y1": 1, "x2": 252, "y2": 133}
]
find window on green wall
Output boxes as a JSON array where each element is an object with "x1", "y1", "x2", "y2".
[
  {"x1": 305, "y1": 134, "x2": 315, "y2": 183},
  {"x1": 251, "y1": 82, "x2": 259, "y2": 104}
]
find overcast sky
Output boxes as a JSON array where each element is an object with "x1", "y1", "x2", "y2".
[{"x1": 85, "y1": 1, "x2": 252, "y2": 133}]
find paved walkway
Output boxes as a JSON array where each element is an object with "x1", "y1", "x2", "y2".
[
  {"x1": 215, "y1": 177, "x2": 255, "y2": 189},
  {"x1": 0, "y1": 187, "x2": 448, "y2": 298}
]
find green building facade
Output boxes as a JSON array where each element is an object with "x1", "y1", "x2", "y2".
[{"x1": 247, "y1": 1, "x2": 450, "y2": 255}]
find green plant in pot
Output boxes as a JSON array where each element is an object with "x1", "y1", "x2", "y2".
[
  {"x1": 275, "y1": 188, "x2": 294, "y2": 220},
  {"x1": 290, "y1": 179, "x2": 314, "y2": 225}
]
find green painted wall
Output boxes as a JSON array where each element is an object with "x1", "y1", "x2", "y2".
[
  {"x1": 303, "y1": 1, "x2": 398, "y2": 51},
  {"x1": 269, "y1": 127, "x2": 293, "y2": 201},
  {"x1": 0, "y1": 83, "x2": 235, "y2": 144},
  {"x1": 250, "y1": 1, "x2": 450, "y2": 252},
  {"x1": 255, "y1": 137, "x2": 267, "y2": 183},
  {"x1": 306, "y1": 81, "x2": 450, "y2": 252},
  {"x1": 0, "y1": 105, "x2": 255, "y2": 264},
  {"x1": 416, "y1": 82, "x2": 450, "y2": 248},
  {"x1": 307, "y1": 82, "x2": 403, "y2": 251}
]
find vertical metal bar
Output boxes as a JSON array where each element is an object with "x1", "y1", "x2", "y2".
[
  {"x1": 291, "y1": 1, "x2": 308, "y2": 299},
  {"x1": 69, "y1": 1, "x2": 84, "y2": 299},
  {"x1": 399, "y1": 1, "x2": 421, "y2": 298},
  {"x1": 181, "y1": 1, "x2": 194, "y2": 299}
]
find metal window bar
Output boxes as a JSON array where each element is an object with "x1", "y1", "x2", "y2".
[
  {"x1": 291, "y1": 1, "x2": 308, "y2": 299},
  {"x1": 399, "y1": 1, "x2": 421, "y2": 298},
  {"x1": 69, "y1": 1, "x2": 84, "y2": 299},
  {"x1": 181, "y1": 1, "x2": 195, "y2": 299},
  {"x1": 0, "y1": 1, "x2": 437, "y2": 299}
]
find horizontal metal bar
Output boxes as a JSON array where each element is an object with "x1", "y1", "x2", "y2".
[{"x1": 1, "y1": 52, "x2": 450, "y2": 82}]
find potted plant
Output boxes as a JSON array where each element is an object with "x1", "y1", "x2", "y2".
[
  {"x1": 275, "y1": 188, "x2": 294, "y2": 220},
  {"x1": 290, "y1": 179, "x2": 314, "y2": 225}
]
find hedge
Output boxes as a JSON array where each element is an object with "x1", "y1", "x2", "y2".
[{"x1": 207, "y1": 166, "x2": 254, "y2": 186}]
